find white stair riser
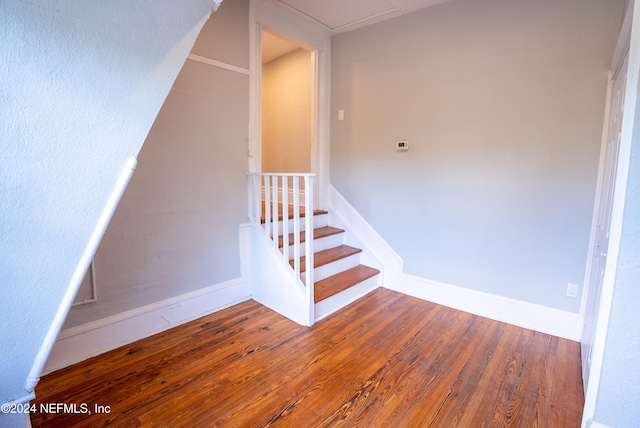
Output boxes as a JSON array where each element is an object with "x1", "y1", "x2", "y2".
[
  {"x1": 301, "y1": 253, "x2": 361, "y2": 284},
  {"x1": 282, "y1": 233, "x2": 344, "y2": 259},
  {"x1": 315, "y1": 275, "x2": 379, "y2": 321}
]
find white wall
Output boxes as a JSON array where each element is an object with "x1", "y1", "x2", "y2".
[
  {"x1": 262, "y1": 48, "x2": 312, "y2": 173},
  {"x1": 0, "y1": 0, "x2": 217, "y2": 425},
  {"x1": 330, "y1": 0, "x2": 623, "y2": 313},
  {"x1": 63, "y1": 0, "x2": 250, "y2": 327}
]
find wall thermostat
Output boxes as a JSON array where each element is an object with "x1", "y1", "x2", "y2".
[{"x1": 396, "y1": 140, "x2": 410, "y2": 151}]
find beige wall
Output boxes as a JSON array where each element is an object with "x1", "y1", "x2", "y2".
[
  {"x1": 331, "y1": 0, "x2": 624, "y2": 312},
  {"x1": 64, "y1": 0, "x2": 250, "y2": 328},
  {"x1": 262, "y1": 48, "x2": 312, "y2": 173}
]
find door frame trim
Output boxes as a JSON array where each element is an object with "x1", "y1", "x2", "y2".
[
  {"x1": 580, "y1": 14, "x2": 632, "y2": 356},
  {"x1": 249, "y1": 0, "x2": 331, "y2": 209},
  {"x1": 581, "y1": 1, "x2": 638, "y2": 426}
]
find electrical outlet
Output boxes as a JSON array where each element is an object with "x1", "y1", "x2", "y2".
[{"x1": 566, "y1": 283, "x2": 579, "y2": 298}]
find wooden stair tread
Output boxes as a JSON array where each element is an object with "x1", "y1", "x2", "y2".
[
  {"x1": 314, "y1": 265, "x2": 380, "y2": 303},
  {"x1": 292, "y1": 245, "x2": 362, "y2": 272},
  {"x1": 261, "y1": 202, "x2": 327, "y2": 223},
  {"x1": 278, "y1": 226, "x2": 344, "y2": 248}
]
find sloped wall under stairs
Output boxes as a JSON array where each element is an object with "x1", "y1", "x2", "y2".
[{"x1": 0, "y1": 1, "x2": 221, "y2": 425}]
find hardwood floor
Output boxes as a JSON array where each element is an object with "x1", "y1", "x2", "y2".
[{"x1": 31, "y1": 289, "x2": 584, "y2": 427}]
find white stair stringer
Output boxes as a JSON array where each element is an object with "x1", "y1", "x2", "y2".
[{"x1": 248, "y1": 223, "x2": 310, "y2": 326}]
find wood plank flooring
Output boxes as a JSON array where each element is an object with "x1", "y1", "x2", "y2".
[{"x1": 31, "y1": 289, "x2": 584, "y2": 427}]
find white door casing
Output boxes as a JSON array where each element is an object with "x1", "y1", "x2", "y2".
[
  {"x1": 580, "y1": 1, "x2": 639, "y2": 426},
  {"x1": 249, "y1": 0, "x2": 331, "y2": 209},
  {"x1": 581, "y1": 51, "x2": 628, "y2": 391}
]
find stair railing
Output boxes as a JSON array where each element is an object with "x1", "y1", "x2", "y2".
[{"x1": 248, "y1": 173, "x2": 315, "y2": 318}]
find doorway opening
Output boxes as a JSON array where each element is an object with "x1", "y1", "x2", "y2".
[
  {"x1": 249, "y1": 7, "x2": 329, "y2": 210},
  {"x1": 261, "y1": 29, "x2": 314, "y2": 175}
]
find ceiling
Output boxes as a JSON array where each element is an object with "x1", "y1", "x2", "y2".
[
  {"x1": 275, "y1": 0, "x2": 452, "y2": 34},
  {"x1": 262, "y1": 31, "x2": 301, "y2": 64},
  {"x1": 262, "y1": 0, "x2": 452, "y2": 64}
]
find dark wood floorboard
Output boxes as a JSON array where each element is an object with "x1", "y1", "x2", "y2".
[{"x1": 31, "y1": 289, "x2": 584, "y2": 427}]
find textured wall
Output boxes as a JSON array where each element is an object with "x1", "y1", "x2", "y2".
[
  {"x1": 64, "y1": 0, "x2": 250, "y2": 327},
  {"x1": 330, "y1": 0, "x2": 623, "y2": 312},
  {"x1": 0, "y1": 0, "x2": 217, "y2": 423}
]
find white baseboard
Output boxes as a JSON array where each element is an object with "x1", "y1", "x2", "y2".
[
  {"x1": 328, "y1": 185, "x2": 582, "y2": 341},
  {"x1": 388, "y1": 274, "x2": 582, "y2": 341},
  {"x1": 43, "y1": 277, "x2": 251, "y2": 375}
]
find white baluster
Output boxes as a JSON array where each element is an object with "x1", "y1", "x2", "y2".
[
  {"x1": 254, "y1": 174, "x2": 261, "y2": 225},
  {"x1": 264, "y1": 175, "x2": 271, "y2": 238},
  {"x1": 304, "y1": 174, "x2": 314, "y2": 324},
  {"x1": 293, "y1": 176, "x2": 301, "y2": 278},
  {"x1": 282, "y1": 176, "x2": 289, "y2": 263},
  {"x1": 271, "y1": 175, "x2": 279, "y2": 247}
]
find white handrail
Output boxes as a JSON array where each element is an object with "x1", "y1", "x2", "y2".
[
  {"x1": 249, "y1": 172, "x2": 315, "y2": 177},
  {"x1": 247, "y1": 172, "x2": 316, "y2": 325},
  {"x1": 26, "y1": 157, "x2": 138, "y2": 392}
]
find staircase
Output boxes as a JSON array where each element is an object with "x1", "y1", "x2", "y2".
[
  {"x1": 248, "y1": 173, "x2": 380, "y2": 325},
  {"x1": 277, "y1": 210, "x2": 380, "y2": 320}
]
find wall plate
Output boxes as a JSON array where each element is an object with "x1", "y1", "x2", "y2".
[{"x1": 396, "y1": 141, "x2": 409, "y2": 151}]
